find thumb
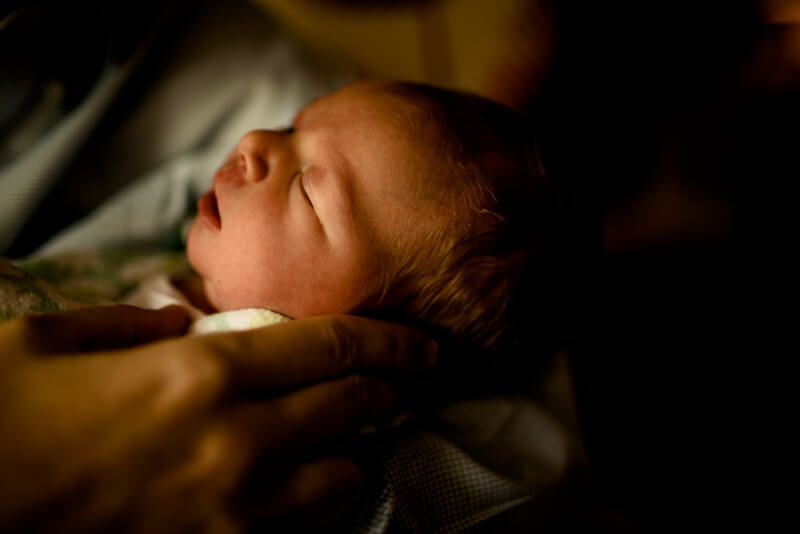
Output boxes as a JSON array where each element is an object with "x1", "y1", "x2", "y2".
[{"x1": 27, "y1": 305, "x2": 190, "y2": 353}]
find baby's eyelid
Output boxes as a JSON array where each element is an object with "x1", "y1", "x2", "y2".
[{"x1": 298, "y1": 169, "x2": 314, "y2": 207}]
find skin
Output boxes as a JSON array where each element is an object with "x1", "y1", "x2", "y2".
[
  {"x1": 0, "y1": 81, "x2": 454, "y2": 533},
  {"x1": 0, "y1": 305, "x2": 436, "y2": 533},
  {"x1": 186, "y1": 81, "x2": 459, "y2": 318}
]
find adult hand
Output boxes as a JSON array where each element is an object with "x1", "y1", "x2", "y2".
[{"x1": 0, "y1": 305, "x2": 436, "y2": 533}]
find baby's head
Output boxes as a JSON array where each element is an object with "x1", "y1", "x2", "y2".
[{"x1": 187, "y1": 80, "x2": 560, "y2": 365}]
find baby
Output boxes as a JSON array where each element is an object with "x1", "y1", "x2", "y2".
[
  {"x1": 185, "y1": 80, "x2": 560, "y2": 370},
  {"x1": 2, "y1": 80, "x2": 565, "y2": 532}
]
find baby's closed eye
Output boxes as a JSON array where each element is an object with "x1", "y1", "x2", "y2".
[{"x1": 295, "y1": 169, "x2": 313, "y2": 207}]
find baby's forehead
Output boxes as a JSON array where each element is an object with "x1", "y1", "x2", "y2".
[
  {"x1": 309, "y1": 84, "x2": 441, "y2": 167},
  {"x1": 313, "y1": 81, "x2": 432, "y2": 126},
  {"x1": 321, "y1": 84, "x2": 470, "y2": 230}
]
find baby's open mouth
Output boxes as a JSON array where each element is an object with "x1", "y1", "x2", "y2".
[{"x1": 198, "y1": 190, "x2": 221, "y2": 230}]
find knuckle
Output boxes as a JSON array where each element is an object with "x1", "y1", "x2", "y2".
[
  {"x1": 345, "y1": 375, "x2": 389, "y2": 416},
  {"x1": 384, "y1": 327, "x2": 405, "y2": 366},
  {"x1": 5, "y1": 315, "x2": 50, "y2": 353},
  {"x1": 162, "y1": 344, "x2": 229, "y2": 406},
  {"x1": 193, "y1": 424, "x2": 249, "y2": 485},
  {"x1": 323, "y1": 317, "x2": 357, "y2": 373},
  {"x1": 193, "y1": 349, "x2": 229, "y2": 393}
]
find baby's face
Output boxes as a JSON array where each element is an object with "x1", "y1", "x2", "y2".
[{"x1": 187, "y1": 81, "x2": 455, "y2": 317}]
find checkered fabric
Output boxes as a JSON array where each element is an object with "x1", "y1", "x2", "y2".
[
  {"x1": 355, "y1": 430, "x2": 535, "y2": 533},
  {"x1": 353, "y1": 397, "x2": 571, "y2": 533}
]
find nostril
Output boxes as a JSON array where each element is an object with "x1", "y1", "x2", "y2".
[
  {"x1": 237, "y1": 130, "x2": 272, "y2": 182},
  {"x1": 240, "y1": 152, "x2": 267, "y2": 183}
]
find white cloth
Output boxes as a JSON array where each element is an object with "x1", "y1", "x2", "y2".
[{"x1": 121, "y1": 273, "x2": 290, "y2": 335}]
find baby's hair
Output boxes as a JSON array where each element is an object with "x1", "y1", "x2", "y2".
[{"x1": 365, "y1": 82, "x2": 562, "y2": 380}]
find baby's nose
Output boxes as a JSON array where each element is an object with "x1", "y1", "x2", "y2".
[{"x1": 237, "y1": 130, "x2": 271, "y2": 183}]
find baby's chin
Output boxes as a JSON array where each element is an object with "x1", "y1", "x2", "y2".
[
  {"x1": 201, "y1": 278, "x2": 225, "y2": 312},
  {"x1": 200, "y1": 278, "x2": 266, "y2": 314}
]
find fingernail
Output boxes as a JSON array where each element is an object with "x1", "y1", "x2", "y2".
[{"x1": 424, "y1": 339, "x2": 438, "y2": 366}]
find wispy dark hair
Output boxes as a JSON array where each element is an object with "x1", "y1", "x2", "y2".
[{"x1": 363, "y1": 82, "x2": 563, "y2": 386}]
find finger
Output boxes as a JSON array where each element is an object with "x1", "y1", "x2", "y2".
[
  {"x1": 248, "y1": 456, "x2": 363, "y2": 529},
  {"x1": 24, "y1": 305, "x2": 189, "y2": 353},
  {"x1": 229, "y1": 375, "x2": 396, "y2": 457},
  {"x1": 190, "y1": 315, "x2": 437, "y2": 393}
]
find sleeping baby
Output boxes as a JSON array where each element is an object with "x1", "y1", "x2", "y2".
[
  {"x1": 1, "y1": 79, "x2": 565, "y2": 531},
  {"x1": 124, "y1": 80, "x2": 562, "y2": 373}
]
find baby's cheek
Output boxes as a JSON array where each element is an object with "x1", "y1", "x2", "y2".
[
  {"x1": 295, "y1": 259, "x2": 377, "y2": 317},
  {"x1": 185, "y1": 223, "x2": 207, "y2": 275}
]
